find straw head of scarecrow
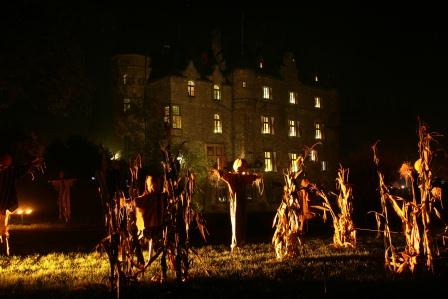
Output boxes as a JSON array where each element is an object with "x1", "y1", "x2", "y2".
[{"x1": 233, "y1": 159, "x2": 248, "y2": 174}]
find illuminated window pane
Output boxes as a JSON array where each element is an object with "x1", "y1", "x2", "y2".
[
  {"x1": 206, "y1": 143, "x2": 225, "y2": 170},
  {"x1": 314, "y1": 96, "x2": 321, "y2": 108},
  {"x1": 259, "y1": 61, "x2": 263, "y2": 69},
  {"x1": 315, "y1": 123, "x2": 323, "y2": 140},
  {"x1": 262, "y1": 86, "x2": 272, "y2": 100},
  {"x1": 214, "y1": 113, "x2": 222, "y2": 133},
  {"x1": 213, "y1": 84, "x2": 221, "y2": 100},
  {"x1": 242, "y1": 81, "x2": 247, "y2": 88},
  {"x1": 310, "y1": 149, "x2": 318, "y2": 162},
  {"x1": 321, "y1": 160, "x2": 327, "y2": 171},
  {"x1": 289, "y1": 91, "x2": 297, "y2": 104},
  {"x1": 123, "y1": 98, "x2": 131, "y2": 112},
  {"x1": 314, "y1": 75, "x2": 319, "y2": 82},
  {"x1": 288, "y1": 120, "x2": 299, "y2": 137},
  {"x1": 288, "y1": 153, "x2": 298, "y2": 172},
  {"x1": 172, "y1": 105, "x2": 182, "y2": 129},
  {"x1": 261, "y1": 116, "x2": 274, "y2": 134},
  {"x1": 264, "y1": 151, "x2": 276, "y2": 172},
  {"x1": 164, "y1": 105, "x2": 170, "y2": 125},
  {"x1": 187, "y1": 80, "x2": 195, "y2": 97}
]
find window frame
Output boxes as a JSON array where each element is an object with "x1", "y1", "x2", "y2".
[
  {"x1": 264, "y1": 151, "x2": 276, "y2": 172},
  {"x1": 213, "y1": 113, "x2": 222, "y2": 134},
  {"x1": 289, "y1": 91, "x2": 297, "y2": 104},
  {"x1": 187, "y1": 80, "x2": 195, "y2": 97},
  {"x1": 288, "y1": 120, "x2": 300, "y2": 137},
  {"x1": 123, "y1": 98, "x2": 131, "y2": 112},
  {"x1": 315, "y1": 122, "x2": 324, "y2": 140},
  {"x1": 262, "y1": 86, "x2": 272, "y2": 100},
  {"x1": 261, "y1": 116, "x2": 275, "y2": 135},
  {"x1": 213, "y1": 84, "x2": 221, "y2": 100},
  {"x1": 288, "y1": 152, "x2": 299, "y2": 172},
  {"x1": 314, "y1": 96, "x2": 321, "y2": 108}
]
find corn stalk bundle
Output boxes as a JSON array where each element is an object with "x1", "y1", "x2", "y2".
[
  {"x1": 159, "y1": 146, "x2": 207, "y2": 283},
  {"x1": 272, "y1": 145, "x2": 316, "y2": 259},
  {"x1": 371, "y1": 120, "x2": 445, "y2": 274},
  {"x1": 312, "y1": 166, "x2": 356, "y2": 248}
]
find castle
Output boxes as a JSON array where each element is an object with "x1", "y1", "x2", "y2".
[{"x1": 110, "y1": 51, "x2": 339, "y2": 212}]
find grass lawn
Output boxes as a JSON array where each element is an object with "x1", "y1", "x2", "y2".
[{"x1": 0, "y1": 234, "x2": 447, "y2": 298}]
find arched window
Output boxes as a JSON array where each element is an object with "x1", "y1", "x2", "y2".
[
  {"x1": 214, "y1": 113, "x2": 222, "y2": 133},
  {"x1": 187, "y1": 80, "x2": 195, "y2": 97},
  {"x1": 213, "y1": 84, "x2": 221, "y2": 100}
]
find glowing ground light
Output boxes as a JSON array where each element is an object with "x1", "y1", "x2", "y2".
[{"x1": 14, "y1": 208, "x2": 33, "y2": 224}]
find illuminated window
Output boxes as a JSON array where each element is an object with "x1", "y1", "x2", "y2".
[
  {"x1": 206, "y1": 144, "x2": 225, "y2": 170},
  {"x1": 187, "y1": 80, "x2": 195, "y2": 97},
  {"x1": 213, "y1": 113, "x2": 222, "y2": 133},
  {"x1": 315, "y1": 123, "x2": 323, "y2": 140},
  {"x1": 164, "y1": 105, "x2": 182, "y2": 128},
  {"x1": 288, "y1": 120, "x2": 300, "y2": 137},
  {"x1": 242, "y1": 81, "x2": 247, "y2": 88},
  {"x1": 289, "y1": 91, "x2": 297, "y2": 104},
  {"x1": 123, "y1": 98, "x2": 131, "y2": 112},
  {"x1": 288, "y1": 153, "x2": 299, "y2": 172},
  {"x1": 259, "y1": 61, "x2": 263, "y2": 69},
  {"x1": 261, "y1": 116, "x2": 274, "y2": 134},
  {"x1": 123, "y1": 74, "x2": 128, "y2": 85},
  {"x1": 264, "y1": 151, "x2": 276, "y2": 172},
  {"x1": 321, "y1": 160, "x2": 327, "y2": 171},
  {"x1": 213, "y1": 84, "x2": 221, "y2": 100},
  {"x1": 314, "y1": 96, "x2": 321, "y2": 108},
  {"x1": 172, "y1": 105, "x2": 182, "y2": 128},
  {"x1": 310, "y1": 149, "x2": 318, "y2": 162},
  {"x1": 314, "y1": 75, "x2": 319, "y2": 82},
  {"x1": 262, "y1": 86, "x2": 272, "y2": 100},
  {"x1": 164, "y1": 105, "x2": 170, "y2": 125}
]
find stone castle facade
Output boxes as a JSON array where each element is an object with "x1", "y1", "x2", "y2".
[{"x1": 111, "y1": 52, "x2": 339, "y2": 212}]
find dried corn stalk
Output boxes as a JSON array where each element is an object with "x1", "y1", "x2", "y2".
[
  {"x1": 371, "y1": 120, "x2": 445, "y2": 274},
  {"x1": 272, "y1": 144, "x2": 317, "y2": 259},
  {"x1": 312, "y1": 165, "x2": 356, "y2": 248},
  {"x1": 159, "y1": 145, "x2": 208, "y2": 283}
]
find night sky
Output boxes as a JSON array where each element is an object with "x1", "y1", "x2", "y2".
[{"x1": 2, "y1": 2, "x2": 448, "y2": 167}]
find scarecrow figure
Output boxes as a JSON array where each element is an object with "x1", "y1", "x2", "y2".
[
  {"x1": 135, "y1": 174, "x2": 166, "y2": 259},
  {"x1": 212, "y1": 159, "x2": 262, "y2": 251}
]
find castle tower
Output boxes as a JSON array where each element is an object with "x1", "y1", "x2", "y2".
[{"x1": 111, "y1": 54, "x2": 151, "y2": 157}]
